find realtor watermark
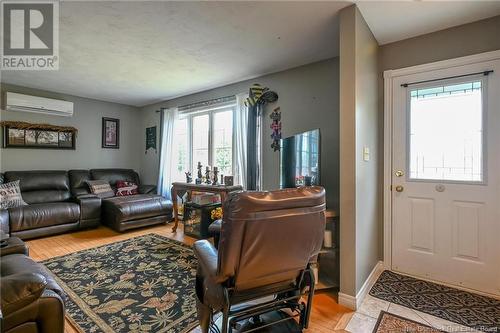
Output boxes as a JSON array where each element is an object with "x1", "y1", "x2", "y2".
[{"x1": 1, "y1": 0, "x2": 59, "y2": 70}]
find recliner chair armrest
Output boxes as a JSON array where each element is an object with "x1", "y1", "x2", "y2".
[
  {"x1": 0, "y1": 209, "x2": 10, "y2": 235},
  {"x1": 208, "y1": 219, "x2": 222, "y2": 249},
  {"x1": 75, "y1": 194, "x2": 101, "y2": 221},
  {"x1": 0, "y1": 237, "x2": 29, "y2": 256},
  {"x1": 138, "y1": 184, "x2": 157, "y2": 194},
  {"x1": 208, "y1": 219, "x2": 222, "y2": 236},
  {"x1": 1, "y1": 272, "x2": 47, "y2": 316},
  {"x1": 193, "y1": 240, "x2": 219, "y2": 281}
]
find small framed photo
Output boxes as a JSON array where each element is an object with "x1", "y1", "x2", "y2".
[{"x1": 102, "y1": 117, "x2": 119, "y2": 149}]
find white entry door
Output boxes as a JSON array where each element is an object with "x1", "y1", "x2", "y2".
[{"x1": 391, "y1": 57, "x2": 500, "y2": 297}]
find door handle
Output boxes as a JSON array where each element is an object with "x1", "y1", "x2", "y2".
[
  {"x1": 395, "y1": 185, "x2": 404, "y2": 192},
  {"x1": 394, "y1": 170, "x2": 404, "y2": 177}
]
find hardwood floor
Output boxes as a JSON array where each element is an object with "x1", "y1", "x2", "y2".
[{"x1": 26, "y1": 222, "x2": 353, "y2": 333}]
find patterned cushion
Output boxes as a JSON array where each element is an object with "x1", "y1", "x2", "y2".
[
  {"x1": 86, "y1": 180, "x2": 114, "y2": 199},
  {"x1": 115, "y1": 180, "x2": 139, "y2": 196},
  {"x1": 0, "y1": 180, "x2": 28, "y2": 209}
]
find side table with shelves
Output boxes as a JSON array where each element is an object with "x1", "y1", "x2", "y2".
[{"x1": 315, "y1": 209, "x2": 339, "y2": 290}]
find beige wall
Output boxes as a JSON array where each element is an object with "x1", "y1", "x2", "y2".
[
  {"x1": 339, "y1": 5, "x2": 381, "y2": 299},
  {"x1": 140, "y1": 58, "x2": 340, "y2": 210},
  {"x1": 0, "y1": 84, "x2": 142, "y2": 173}
]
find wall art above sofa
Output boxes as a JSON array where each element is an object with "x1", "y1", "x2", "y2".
[{"x1": 1, "y1": 121, "x2": 77, "y2": 150}]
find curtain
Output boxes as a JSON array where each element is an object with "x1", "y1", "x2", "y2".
[
  {"x1": 234, "y1": 93, "x2": 248, "y2": 189},
  {"x1": 246, "y1": 103, "x2": 264, "y2": 190},
  {"x1": 246, "y1": 103, "x2": 257, "y2": 190},
  {"x1": 256, "y1": 104, "x2": 263, "y2": 191},
  {"x1": 157, "y1": 107, "x2": 178, "y2": 200}
]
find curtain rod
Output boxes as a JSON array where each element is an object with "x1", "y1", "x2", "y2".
[
  {"x1": 155, "y1": 95, "x2": 236, "y2": 113},
  {"x1": 401, "y1": 70, "x2": 493, "y2": 88}
]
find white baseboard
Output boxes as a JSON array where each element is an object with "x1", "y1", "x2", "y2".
[
  {"x1": 338, "y1": 292, "x2": 357, "y2": 310},
  {"x1": 338, "y1": 261, "x2": 384, "y2": 310}
]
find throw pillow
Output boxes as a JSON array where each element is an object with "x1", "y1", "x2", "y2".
[
  {"x1": 115, "y1": 180, "x2": 139, "y2": 196},
  {"x1": 0, "y1": 180, "x2": 28, "y2": 209},
  {"x1": 86, "y1": 180, "x2": 115, "y2": 199}
]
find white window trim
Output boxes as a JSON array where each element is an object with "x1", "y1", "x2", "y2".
[{"x1": 179, "y1": 104, "x2": 237, "y2": 177}]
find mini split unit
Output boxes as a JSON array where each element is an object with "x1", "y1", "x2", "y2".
[{"x1": 5, "y1": 92, "x2": 74, "y2": 117}]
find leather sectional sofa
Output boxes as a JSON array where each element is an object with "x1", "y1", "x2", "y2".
[{"x1": 0, "y1": 169, "x2": 172, "y2": 239}]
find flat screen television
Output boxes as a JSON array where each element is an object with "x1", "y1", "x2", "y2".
[{"x1": 280, "y1": 129, "x2": 320, "y2": 188}]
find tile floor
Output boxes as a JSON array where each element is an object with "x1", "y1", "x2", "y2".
[{"x1": 345, "y1": 294, "x2": 484, "y2": 333}]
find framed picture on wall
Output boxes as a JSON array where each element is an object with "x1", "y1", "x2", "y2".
[
  {"x1": 102, "y1": 117, "x2": 119, "y2": 149},
  {"x1": 2, "y1": 126, "x2": 76, "y2": 150}
]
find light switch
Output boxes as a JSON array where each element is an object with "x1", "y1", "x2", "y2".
[{"x1": 363, "y1": 146, "x2": 370, "y2": 161}]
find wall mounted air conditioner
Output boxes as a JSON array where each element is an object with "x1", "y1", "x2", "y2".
[{"x1": 5, "y1": 92, "x2": 74, "y2": 117}]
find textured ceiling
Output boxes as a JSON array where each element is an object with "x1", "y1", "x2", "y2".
[
  {"x1": 2, "y1": 1, "x2": 500, "y2": 107},
  {"x1": 1, "y1": 1, "x2": 348, "y2": 106},
  {"x1": 357, "y1": 1, "x2": 500, "y2": 45}
]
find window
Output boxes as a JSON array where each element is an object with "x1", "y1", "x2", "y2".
[
  {"x1": 171, "y1": 118, "x2": 188, "y2": 182},
  {"x1": 173, "y1": 105, "x2": 235, "y2": 182},
  {"x1": 408, "y1": 80, "x2": 484, "y2": 182}
]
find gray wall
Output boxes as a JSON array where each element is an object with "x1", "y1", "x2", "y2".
[
  {"x1": 0, "y1": 84, "x2": 142, "y2": 172},
  {"x1": 379, "y1": 15, "x2": 500, "y2": 71},
  {"x1": 140, "y1": 58, "x2": 340, "y2": 211},
  {"x1": 339, "y1": 5, "x2": 380, "y2": 299}
]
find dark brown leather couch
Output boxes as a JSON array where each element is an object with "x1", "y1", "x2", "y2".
[
  {"x1": 0, "y1": 168, "x2": 172, "y2": 239},
  {"x1": 0, "y1": 171, "x2": 100, "y2": 240},
  {"x1": 0, "y1": 235, "x2": 65, "y2": 333},
  {"x1": 194, "y1": 186, "x2": 326, "y2": 333},
  {"x1": 69, "y1": 169, "x2": 172, "y2": 232}
]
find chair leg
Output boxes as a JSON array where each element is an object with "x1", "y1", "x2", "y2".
[
  {"x1": 222, "y1": 289, "x2": 230, "y2": 333},
  {"x1": 304, "y1": 268, "x2": 316, "y2": 328},
  {"x1": 222, "y1": 304, "x2": 230, "y2": 333},
  {"x1": 197, "y1": 298, "x2": 213, "y2": 333}
]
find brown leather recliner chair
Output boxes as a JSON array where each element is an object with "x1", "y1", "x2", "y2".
[
  {"x1": 0, "y1": 234, "x2": 65, "y2": 333},
  {"x1": 193, "y1": 187, "x2": 326, "y2": 333}
]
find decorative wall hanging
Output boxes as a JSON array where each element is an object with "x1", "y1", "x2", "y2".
[
  {"x1": 270, "y1": 107, "x2": 282, "y2": 151},
  {"x1": 245, "y1": 84, "x2": 279, "y2": 107},
  {"x1": 102, "y1": 117, "x2": 120, "y2": 149},
  {"x1": 1, "y1": 121, "x2": 77, "y2": 150},
  {"x1": 145, "y1": 126, "x2": 157, "y2": 153}
]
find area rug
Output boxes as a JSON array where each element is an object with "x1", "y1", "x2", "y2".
[
  {"x1": 42, "y1": 234, "x2": 198, "y2": 333},
  {"x1": 370, "y1": 270, "x2": 500, "y2": 332},
  {"x1": 373, "y1": 311, "x2": 444, "y2": 333}
]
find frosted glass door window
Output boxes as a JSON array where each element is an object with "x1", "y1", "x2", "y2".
[{"x1": 409, "y1": 81, "x2": 484, "y2": 182}]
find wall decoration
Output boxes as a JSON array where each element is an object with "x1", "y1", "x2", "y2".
[
  {"x1": 102, "y1": 117, "x2": 119, "y2": 149},
  {"x1": 1, "y1": 121, "x2": 77, "y2": 150},
  {"x1": 270, "y1": 107, "x2": 282, "y2": 151},
  {"x1": 145, "y1": 126, "x2": 157, "y2": 153},
  {"x1": 245, "y1": 84, "x2": 279, "y2": 107}
]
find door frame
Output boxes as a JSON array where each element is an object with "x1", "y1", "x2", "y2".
[{"x1": 383, "y1": 49, "x2": 500, "y2": 271}]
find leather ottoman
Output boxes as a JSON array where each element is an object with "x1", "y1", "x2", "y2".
[{"x1": 101, "y1": 194, "x2": 172, "y2": 232}]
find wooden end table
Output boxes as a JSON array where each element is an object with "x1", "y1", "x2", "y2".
[{"x1": 170, "y1": 182, "x2": 243, "y2": 232}]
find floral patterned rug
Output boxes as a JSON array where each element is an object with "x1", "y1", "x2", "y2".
[
  {"x1": 373, "y1": 311, "x2": 444, "y2": 333},
  {"x1": 42, "y1": 234, "x2": 198, "y2": 333}
]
